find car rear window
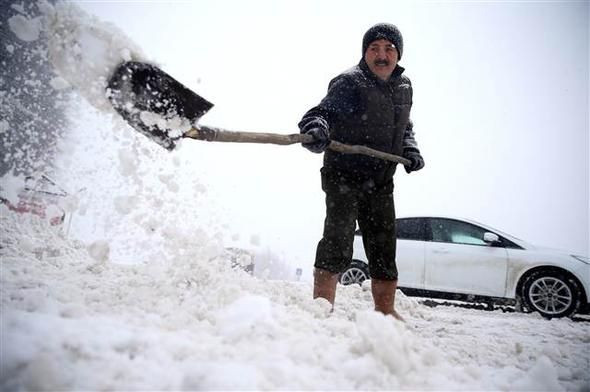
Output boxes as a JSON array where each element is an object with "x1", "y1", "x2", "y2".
[{"x1": 396, "y1": 218, "x2": 425, "y2": 241}]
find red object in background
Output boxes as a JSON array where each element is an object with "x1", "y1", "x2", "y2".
[
  {"x1": 1, "y1": 197, "x2": 64, "y2": 226},
  {"x1": 1, "y1": 174, "x2": 68, "y2": 227}
]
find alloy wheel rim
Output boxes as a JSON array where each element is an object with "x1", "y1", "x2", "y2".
[
  {"x1": 529, "y1": 277, "x2": 572, "y2": 315},
  {"x1": 340, "y1": 267, "x2": 367, "y2": 285}
]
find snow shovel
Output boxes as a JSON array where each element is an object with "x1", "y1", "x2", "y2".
[{"x1": 106, "y1": 61, "x2": 411, "y2": 166}]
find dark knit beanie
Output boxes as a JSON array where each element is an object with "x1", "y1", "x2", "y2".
[{"x1": 362, "y1": 23, "x2": 403, "y2": 59}]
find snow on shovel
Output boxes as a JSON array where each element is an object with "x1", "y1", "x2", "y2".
[{"x1": 106, "y1": 61, "x2": 411, "y2": 166}]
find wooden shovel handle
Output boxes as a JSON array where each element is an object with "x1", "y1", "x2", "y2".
[{"x1": 184, "y1": 126, "x2": 411, "y2": 166}]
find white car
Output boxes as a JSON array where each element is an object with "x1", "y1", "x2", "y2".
[{"x1": 341, "y1": 216, "x2": 590, "y2": 319}]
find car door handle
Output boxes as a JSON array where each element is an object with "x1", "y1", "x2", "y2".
[{"x1": 433, "y1": 248, "x2": 450, "y2": 254}]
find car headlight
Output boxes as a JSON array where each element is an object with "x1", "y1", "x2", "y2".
[{"x1": 571, "y1": 255, "x2": 590, "y2": 265}]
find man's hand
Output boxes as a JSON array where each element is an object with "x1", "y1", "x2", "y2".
[
  {"x1": 403, "y1": 148, "x2": 424, "y2": 173},
  {"x1": 302, "y1": 127, "x2": 330, "y2": 153}
]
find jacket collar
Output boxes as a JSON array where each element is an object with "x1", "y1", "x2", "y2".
[{"x1": 359, "y1": 59, "x2": 405, "y2": 84}]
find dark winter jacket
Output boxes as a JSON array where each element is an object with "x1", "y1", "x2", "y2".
[{"x1": 299, "y1": 60, "x2": 418, "y2": 186}]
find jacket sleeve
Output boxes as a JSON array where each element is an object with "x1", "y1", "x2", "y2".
[
  {"x1": 402, "y1": 120, "x2": 420, "y2": 152},
  {"x1": 298, "y1": 75, "x2": 358, "y2": 134},
  {"x1": 400, "y1": 77, "x2": 421, "y2": 153}
]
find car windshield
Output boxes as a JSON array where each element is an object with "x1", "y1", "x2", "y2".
[{"x1": 469, "y1": 219, "x2": 529, "y2": 247}]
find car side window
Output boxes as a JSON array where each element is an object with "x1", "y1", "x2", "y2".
[
  {"x1": 430, "y1": 218, "x2": 488, "y2": 246},
  {"x1": 396, "y1": 218, "x2": 426, "y2": 241}
]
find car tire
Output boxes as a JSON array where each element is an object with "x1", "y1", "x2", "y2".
[
  {"x1": 522, "y1": 270, "x2": 581, "y2": 319},
  {"x1": 339, "y1": 260, "x2": 370, "y2": 286}
]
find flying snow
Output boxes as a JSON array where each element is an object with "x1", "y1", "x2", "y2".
[
  {"x1": 42, "y1": 1, "x2": 147, "y2": 112},
  {"x1": 8, "y1": 14, "x2": 42, "y2": 42}
]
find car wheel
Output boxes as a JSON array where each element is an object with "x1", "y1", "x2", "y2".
[
  {"x1": 339, "y1": 260, "x2": 369, "y2": 285},
  {"x1": 522, "y1": 270, "x2": 581, "y2": 319}
]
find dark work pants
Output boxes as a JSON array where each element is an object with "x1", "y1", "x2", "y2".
[{"x1": 314, "y1": 170, "x2": 398, "y2": 281}]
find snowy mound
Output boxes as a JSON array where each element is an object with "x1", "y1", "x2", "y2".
[{"x1": 3, "y1": 213, "x2": 585, "y2": 390}]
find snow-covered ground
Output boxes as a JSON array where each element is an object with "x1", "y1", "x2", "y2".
[{"x1": 1, "y1": 213, "x2": 589, "y2": 391}]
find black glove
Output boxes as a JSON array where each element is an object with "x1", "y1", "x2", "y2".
[
  {"x1": 302, "y1": 127, "x2": 330, "y2": 153},
  {"x1": 403, "y1": 148, "x2": 425, "y2": 173}
]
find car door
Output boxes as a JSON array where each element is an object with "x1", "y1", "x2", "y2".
[
  {"x1": 424, "y1": 218, "x2": 509, "y2": 297},
  {"x1": 396, "y1": 218, "x2": 427, "y2": 289}
]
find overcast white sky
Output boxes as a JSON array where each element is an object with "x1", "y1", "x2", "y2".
[{"x1": 75, "y1": 0, "x2": 589, "y2": 268}]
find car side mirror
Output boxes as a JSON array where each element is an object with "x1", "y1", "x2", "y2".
[{"x1": 483, "y1": 232, "x2": 500, "y2": 245}]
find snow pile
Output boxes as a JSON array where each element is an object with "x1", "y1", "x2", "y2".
[
  {"x1": 511, "y1": 356, "x2": 564, "y2": 391},
  {"x1": 0, "y1": 206, "x2": 82, "y2": 264},
  {"x1": 3, "y1": 211, "x2": 587, "y2": 390}
]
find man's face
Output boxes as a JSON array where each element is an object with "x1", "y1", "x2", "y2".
[{"x1": 364, "y1": 39, "x2": 398, "y2": 81}]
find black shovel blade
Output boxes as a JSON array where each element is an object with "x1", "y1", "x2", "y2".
[{"x1": 106, "y1": 61, "x2": 214, "y2": 150}]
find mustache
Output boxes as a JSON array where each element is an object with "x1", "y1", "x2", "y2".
[{"x1": 374, "y1": 59, "x2": 390, "y2": 66}]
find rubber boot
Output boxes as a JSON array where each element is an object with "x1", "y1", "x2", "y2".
[
  {"x1": 313, "y1": 268, "x2": 339, "y2": 307},
  {"x1": 372, "y1": 278, "x2": 404, "y2": 322}
]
